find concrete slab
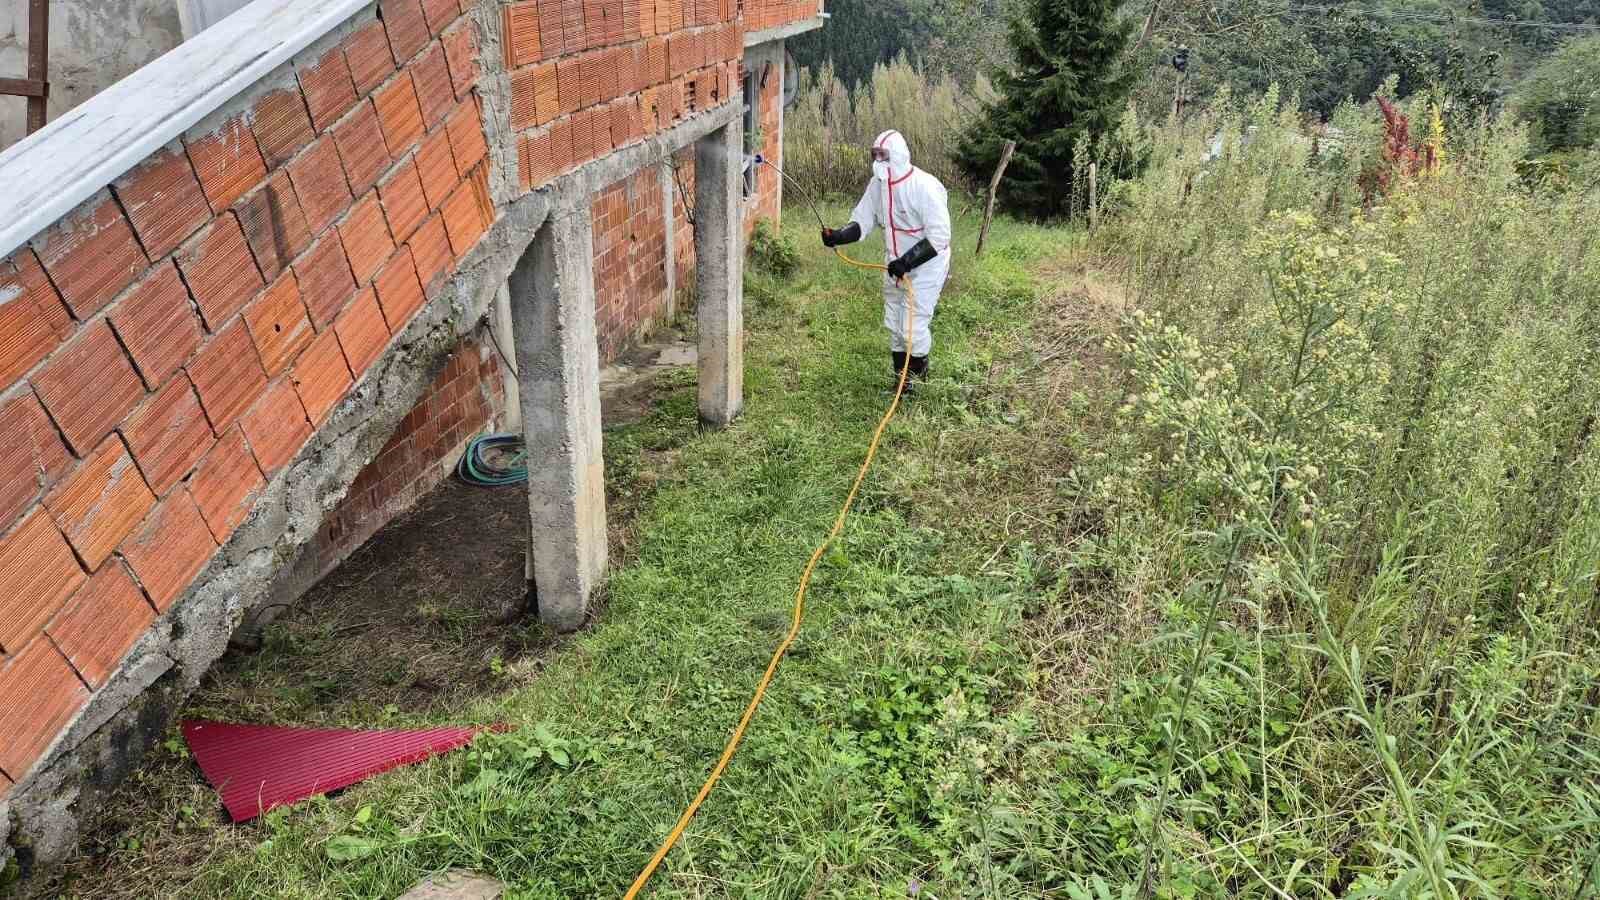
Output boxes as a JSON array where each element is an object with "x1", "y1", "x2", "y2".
[
  {"x1": 744, "y1": 15, "x2": 825, "y2": 47},
  {"x1": 599, "y1": 335, "x2": 697, "y2": 427},
  {"x1": 396, "y1": 869, "x2": 505, "y2": 900},
  {"x1": 654, "y1": 344, "x2": 697, "y2": 367}
]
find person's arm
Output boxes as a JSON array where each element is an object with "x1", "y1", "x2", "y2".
[{"x1": 822, "y1": 187, "x2": 877, "y2": 246}]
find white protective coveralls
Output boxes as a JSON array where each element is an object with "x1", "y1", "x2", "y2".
[{"x1": 847, "y1": 130, "x2": 952, "y2": 357}]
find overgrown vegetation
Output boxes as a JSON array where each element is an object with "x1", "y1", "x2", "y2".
[
  {"x1": 1063, "y1": 90, "x2": 1600, "y2": 893},
  {"x1": 746, "y1": 220, "x2": 800, "y2": 278},
  {"x1": 28, "y1": 68, "x2": 1600, "y2": 897},
  {"x1": 782, "y1": 55, "x2": 990, "y2": 198}
]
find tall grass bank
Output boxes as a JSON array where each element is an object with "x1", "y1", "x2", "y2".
[{"x1": 1058, "y1": 90, "x2": 1600, "y2": 893}]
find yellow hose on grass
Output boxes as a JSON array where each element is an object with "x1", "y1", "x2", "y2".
[{"x1": 623, "y1": 248, "x2": 916, "y2": 898}]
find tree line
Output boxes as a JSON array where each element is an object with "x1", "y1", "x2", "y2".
[{"x1": 793, "y1": 0, "x2": 1600, "y2": 217}]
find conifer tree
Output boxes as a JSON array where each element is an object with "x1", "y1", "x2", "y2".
[{"x1": 955, "y1": 0, "x2": 1138, "y2": 219}]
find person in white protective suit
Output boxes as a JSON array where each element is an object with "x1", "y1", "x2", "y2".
[{"x1": 820, "y1": 129, "x2": 952, "y2": 389}]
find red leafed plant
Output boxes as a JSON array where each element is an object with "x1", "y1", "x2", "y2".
[{"x1": 1359, "y1": 97, "x2": 1438, "y2": 206}]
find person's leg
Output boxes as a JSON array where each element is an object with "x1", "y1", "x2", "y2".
[
  {"x1": 883, "y1": 276, "x2": 912, "y2": 385},
  {"x1": 907, "y1": 260, "x2": 948, "y2": 380}
]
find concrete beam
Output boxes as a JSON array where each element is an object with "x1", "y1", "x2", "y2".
[
  {"x1": 556, "y1": 100, "x2": 739, "y2": 200},
  {"x1": 693, "y1": 119, "x2": 745, "y2": 428},
  {"x1": 743, "y1": 15, "x2": 825, "y2": 48},
  {"x1": 510, "y1": 202, "x2": 607, "y2": 633}
]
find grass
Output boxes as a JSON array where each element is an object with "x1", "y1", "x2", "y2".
[
  {"x1": 34, "y1": 205, "x2": 1096, "y2": 899},
  {"x1": 31, "y1": 91, "x2": 1600, "y2": 898}
]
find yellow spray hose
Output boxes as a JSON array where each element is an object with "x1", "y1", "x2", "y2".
[{"x1": 622, "y1": 248, "x2": 915, "y2": 898}]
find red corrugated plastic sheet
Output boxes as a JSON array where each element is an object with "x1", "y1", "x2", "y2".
[{"x1": 182, "y1": 719, "x2": 486, "y2": 822}]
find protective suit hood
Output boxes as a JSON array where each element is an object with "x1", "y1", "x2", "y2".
[{"x1": 872, "y1": 130, "x2": 913, "y2": 182}]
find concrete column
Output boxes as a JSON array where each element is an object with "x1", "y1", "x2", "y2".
[
  {"x1": 491, "y1": 282, "x2": 521, "y2": 432},
  {"x1": 694, "y1": 120, "x2": 744, "y2": 427},
  {"x1": 660, "y1": 161, "x2": 677, "y2": 321},
  {"x1": 508, "y1": 204, "x2": 607, "y2": 632},
  {"x1": 773, "y1": 43, "x2": 786, "y2": 220}
]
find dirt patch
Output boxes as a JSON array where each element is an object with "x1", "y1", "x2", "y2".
[
  {"x1": 15, "y1": 342, "x2": 705, "y2": 899},
  {"x1": 1015, "y1": 247, "x2": 1161, "y2": 710},
  {"x1": 199, "y1": 479, "x2": 541, "y2": 725},
  {"x1": 16, "y1": 479, "x2": 542, "y2": 900},
  {"x1": 600, "y1": 327, "x2": 696, "y2": 428},
  {"x1": 195, "y1": 329, "x2": 703, "y2": 726},
  {"x1": 1028, "y1": 247, "x2": 1131, "y2": 403}
]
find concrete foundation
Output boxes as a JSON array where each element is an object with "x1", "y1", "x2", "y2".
[
  {"x1": 510, "y1": 201, "x2": 607, "y2": 633},
  {"x1": 694, "y1": 120, "x2": 746, "y2": 428}
]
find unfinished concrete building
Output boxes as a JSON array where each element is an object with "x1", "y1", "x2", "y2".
[{"x1": 0, "y1": 0, "x2": 819, "y2": 873}]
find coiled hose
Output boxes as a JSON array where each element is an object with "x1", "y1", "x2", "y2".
[{"x1": 456, "y1": 432, "x2": 528, "y2": 486}]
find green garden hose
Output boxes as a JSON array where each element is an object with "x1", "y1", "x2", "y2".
[{"x1": 456, "y1": 432, "x2": 528, "y2": 486}]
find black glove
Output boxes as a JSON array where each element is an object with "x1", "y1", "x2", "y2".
[
  {"x1": 821, "y1": 222, "x2": 861, "y2": 247},
  {"x1": 887, "y1": 238, "x2": 937, "y2": 281}
]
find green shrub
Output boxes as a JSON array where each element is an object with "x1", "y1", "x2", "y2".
[
  {"x1": 1513, "y1": 34, "x2": 1600, "y2": 156},
  {"x1": 746, "y1": 219, "x2": 799, "y2": 278}
]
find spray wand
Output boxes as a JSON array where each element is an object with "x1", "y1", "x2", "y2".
[
  {"x1": 752, "y1": 154, "x2": 905, "y2": 286},
  {"x1": 753, "y1": 154, "x2": 830, "y2": 231}
]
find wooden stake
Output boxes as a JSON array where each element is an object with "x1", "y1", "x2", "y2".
[
  {"x1": 1135, "y1": 0, "x2": 1161, "y2": 51},
  {"x1": 27, "y1": 0, "x2": 48, "y2": 134},
  {"x1": 1088, "y1": 162, "x2": 1098, "y2": 231},
  {"x1": 1, "y1": 0, "x2": 50, "y2": 134},
  {"x1": 975, "y1": 139, "x2": 1016, "y2": 259}
]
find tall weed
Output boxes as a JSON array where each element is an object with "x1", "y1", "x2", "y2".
[
  {"x1": 783, "y1": 56, "x2": 992, "y2": 200},
  {"x1": 1063, "y1": 87, "x2": 1600, "y2": 894}
]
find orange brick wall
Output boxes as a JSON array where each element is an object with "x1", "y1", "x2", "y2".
[
  {"x1": 746, "y1": 0, "x2": 817, "y2": 30},
  {"x1": 593, "y1": 169, "x2": 672, "y2": 361},
  {"x1": 0, "y1": 0, "x2": 823, "y2": 805},
  {"x1": 315, "y1": 339, "x2": 506, "y2": 559},
  {"x1": 506, "y1": 0, "x2": 749, "y2": 192},
  {"x1": 0, "y1": 0, "x2": 494, "y2": 791},
  {"x1": 671, "y1": 147, "x2": 698, "y2": 292}
]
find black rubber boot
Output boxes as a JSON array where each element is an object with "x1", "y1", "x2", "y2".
[
  {"x1": 909, "y1": 355, "x2": 929, "y2": 381},
  {"x1": 890, "y1": 352, "x2": 914, "y2": 396}
]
